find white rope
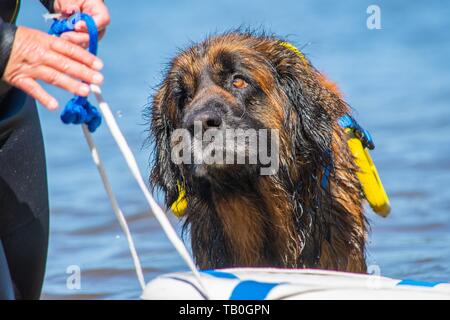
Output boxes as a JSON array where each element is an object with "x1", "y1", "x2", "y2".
[
  {"x1": 82, "y1": 125, "x2": 146, "y2": 290},
  {"x1": 89, "y1": 84, "x2": 210, "y2": 299}
]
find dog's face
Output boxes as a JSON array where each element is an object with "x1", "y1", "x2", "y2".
[
  {"x1": 164, "y1": 35, "x2": 287, "y2": 180},
  {"x1": 151, "y1": 32, "x2": 343, "y2": 205}
]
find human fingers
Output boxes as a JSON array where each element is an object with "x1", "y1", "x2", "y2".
[
  {"x1": 60, "y1": 31, "x2": 90, "y2": 48},
  {"x1": 34, "y1": 65, "x2": 90, "y2": 97},
  {"x1": 42, "y1": 52, "x2": 103, "y2": 85},
  {"x1": 15, "y1": 77, "x2": 59, "y2": 110},
  {"x1": 50, "y1": 36, "x2": 103, "y2": 70}
]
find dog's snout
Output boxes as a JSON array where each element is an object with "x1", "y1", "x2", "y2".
[
  {"x1": 200, "y1": 111, "x2": 222, "y2": 129},
  {"x1": 184, "y1": 99, "x2": 225, "y2": 134},
  {"x1": 185, "y1": 110, "x2": 223, "y2": 135}
]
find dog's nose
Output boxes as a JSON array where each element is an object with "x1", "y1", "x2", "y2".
[{"x1": 184, "y1": 110, "x2": 223, "y2": 135}]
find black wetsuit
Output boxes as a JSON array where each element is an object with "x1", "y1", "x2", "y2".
[{"x1": 0, "y1": 0, "x2": 54, "y2": 299}]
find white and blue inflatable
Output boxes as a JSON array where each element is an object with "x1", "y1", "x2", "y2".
[{"x1": 142, "y1": 268, "x2": 450, "y2": 300}]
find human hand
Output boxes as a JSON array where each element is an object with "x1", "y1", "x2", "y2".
[
  {"x1": 2, "y1": 26, "x2": 104, "y2": 110},
  {"x1": 54, "y1": 0, "x2": 110, "y2": 47}
]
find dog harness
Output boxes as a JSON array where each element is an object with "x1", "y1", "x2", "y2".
[
  {"x1": 334, "y1": 114, "x2": 390, "y2": 215},
  {"x1": 170, "y1": 42, "x2": 391, "y2": 218}
]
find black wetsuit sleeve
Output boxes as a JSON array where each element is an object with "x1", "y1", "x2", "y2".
[
  {"x1": 40, "y1": 0, "x2": 55, "y2": 13},
  {"x1": 0, "y1": 17, "x2": 17, "y2": 79}
]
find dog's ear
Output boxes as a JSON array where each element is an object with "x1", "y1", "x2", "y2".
[
  {"x1": 269, "y1": 43, "x2": 347, "y2": 170},
  {"x1": 150, "y1": 81, "x2": 180, "y2": 207}
]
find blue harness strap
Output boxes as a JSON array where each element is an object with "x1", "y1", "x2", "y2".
[
  {"x1": 49, "y1": 13, "x2": 101, "y2": 132},
  {"x1": 338, "y1": 114, "x2": 375, "y2": 150},
  {"x1": 321, "y1": 114, "x2": 374, "y2": 189}
]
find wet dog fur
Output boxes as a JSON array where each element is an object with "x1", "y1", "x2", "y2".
[{"x1": 149, "y1": 31, "x2": 367, "y2": 273}]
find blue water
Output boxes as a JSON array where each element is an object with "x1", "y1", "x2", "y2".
[{"x1": 17, "y1": 0, "x2": 450, "y2": 299}]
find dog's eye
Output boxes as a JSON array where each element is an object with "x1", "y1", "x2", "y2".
[
  {"x1": 184, "y1": 95, "x2": 193, "y2": 105},
  {"x1": 177, "y1": 92, "x2": 192, "y2": 110},
  {"x1": 232, "y1": 77, "x2": 248, "y2": 89}
]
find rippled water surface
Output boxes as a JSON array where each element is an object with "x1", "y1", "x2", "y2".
[{"x1": 17, "y1": 0, "x2": 450, "y2": 299}]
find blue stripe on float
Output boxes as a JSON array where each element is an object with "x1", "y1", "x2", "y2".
[
  {"x1": 230, "y1": 280, "x2": 281, "y2": 300},
  {"x1": 397, "y1": 279, "x2": 444, "y2": 288},
  {"x1": 201, "y1": 270, "x2": 239, "y2": 279}
]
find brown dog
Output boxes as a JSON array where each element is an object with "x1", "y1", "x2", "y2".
[{"x1": 149, "y1": 32, "x2": 367, "y2": 273}]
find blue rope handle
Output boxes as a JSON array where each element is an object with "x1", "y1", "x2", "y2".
[{"x1": 49, "y1": 13, "x2": 101, "y2": 132}]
